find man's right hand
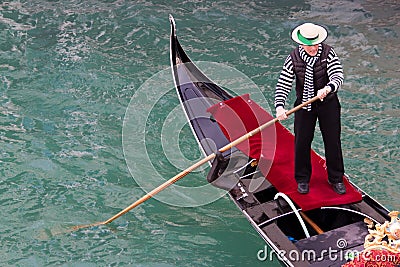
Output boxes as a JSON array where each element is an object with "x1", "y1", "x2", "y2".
[{"x1": 276, "y1": 106, "x2": 288, "y2": 121}]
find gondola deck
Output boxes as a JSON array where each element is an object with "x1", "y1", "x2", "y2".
[
  {"x1": 208, "y1": 94, "x2": 363, "y2": 211},
  {"x1": 168, "y1": 15, "x2": 390, "y2": 266}
]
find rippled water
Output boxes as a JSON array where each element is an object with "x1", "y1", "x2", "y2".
[{"x1": 0, "y1": 1, "x2": 398, "y2": 266}]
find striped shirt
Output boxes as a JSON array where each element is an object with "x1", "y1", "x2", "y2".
[{"x1": 274, "y1": 45, "x2": 344, "y2": 109}]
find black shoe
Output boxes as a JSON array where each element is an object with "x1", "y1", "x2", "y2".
[
  {"x1": 297, "y1": 183, "x2": 309, "y2": 194},
  {"x1": 330, "y1": 182, "x2": 346, "y2": 195}
]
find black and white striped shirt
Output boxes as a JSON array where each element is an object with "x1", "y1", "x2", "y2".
[{"x1": 274, "y1": 45, "x2": 344, "y2": 109}]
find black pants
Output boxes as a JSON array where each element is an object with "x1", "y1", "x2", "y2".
[{"x1": 294, "y1": 94, "x2": 344, "y2": 184}]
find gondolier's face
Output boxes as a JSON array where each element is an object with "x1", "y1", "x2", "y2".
[{"x1": 301, "y1": 44, "x2": 319, "y2": 56}]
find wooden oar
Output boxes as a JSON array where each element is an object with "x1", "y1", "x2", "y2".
[
  {"x1": 72, "y1": 95, "x2": 321, "y2": 231},
  {"x1": 300, "y1": 211, "x2": 324, "y2": 234}
]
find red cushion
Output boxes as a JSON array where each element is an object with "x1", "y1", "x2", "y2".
[{"x1": 208, "y1": 94, "x2": 362, "y2": 211}]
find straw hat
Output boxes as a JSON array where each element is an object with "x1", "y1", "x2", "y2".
[{"x1": 291, "y1": 23, "x2": 328, "y2": 45}]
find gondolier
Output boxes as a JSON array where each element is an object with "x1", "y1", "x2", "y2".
[{"x1": 274, "y1": 22, "x2": 346, "y2": 195}]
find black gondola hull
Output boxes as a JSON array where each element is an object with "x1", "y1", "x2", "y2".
[{"x1": 169, "y1": 15, "x2": 390, "y2": 267}]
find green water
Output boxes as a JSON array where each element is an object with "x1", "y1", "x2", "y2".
[{"x1": 0, "y1": 1, "x2": 398, "y2": 266}]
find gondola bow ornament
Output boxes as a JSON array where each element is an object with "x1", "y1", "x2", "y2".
[{"x1": 343, "y1": 211, "x2": 400, "y2": 266}]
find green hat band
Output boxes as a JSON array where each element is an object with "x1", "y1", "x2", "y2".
[{"x1": 297, "y1": 30, "x2": 319, "y2": 45}]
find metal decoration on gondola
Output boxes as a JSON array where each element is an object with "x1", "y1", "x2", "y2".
[{"x1": 364, "y1": 211, "x2": 400, "y2": 253}]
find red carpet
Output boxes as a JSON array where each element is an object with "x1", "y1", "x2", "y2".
[{"x1": 208, "y1": 94, "x2": 362, "y2": 211}]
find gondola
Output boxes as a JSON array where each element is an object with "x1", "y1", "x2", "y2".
[{"x1": 168, "y1": 15, "x2": 392, "y2": 266}]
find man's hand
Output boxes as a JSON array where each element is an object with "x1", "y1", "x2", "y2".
[
  {"x1": 317, "y1": 86, "x2": 332, "y2": 101},
  {"x1": 276, "y1": 106, "x2": 288, "y2": 121}
]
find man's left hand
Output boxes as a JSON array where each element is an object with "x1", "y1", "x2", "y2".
[{"x1": 317, "y1": 86, "x2": 332, "y2": 101}]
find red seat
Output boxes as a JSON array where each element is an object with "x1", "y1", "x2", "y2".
[{"x1": 208, "y1": 94, "x2": 362, "y2": 211}]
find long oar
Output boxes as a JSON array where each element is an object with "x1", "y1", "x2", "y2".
[
  {"x1": 72, "y1": 95, "x2": 321, "y2": 231},
  {"x1": 300, "y1": 211, "x2": 324, "y2": 234}
]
